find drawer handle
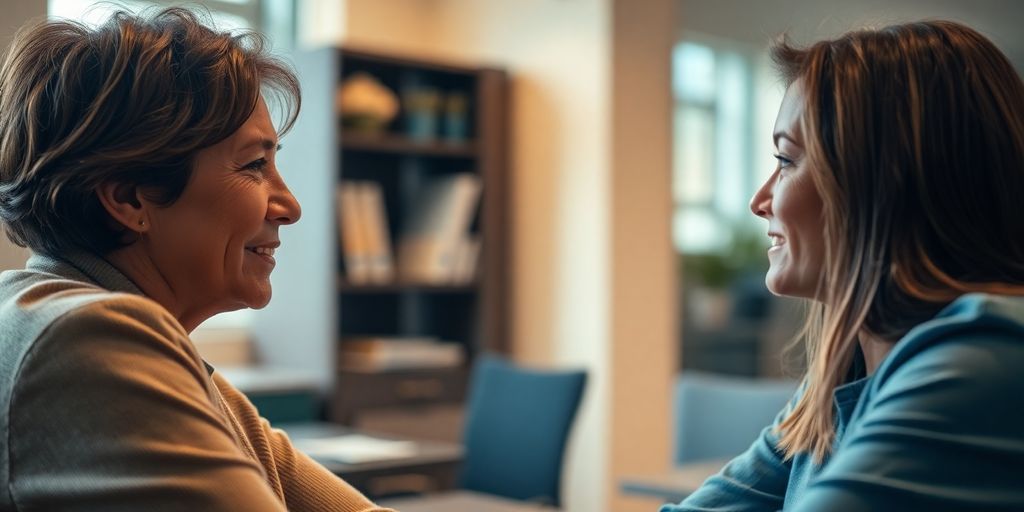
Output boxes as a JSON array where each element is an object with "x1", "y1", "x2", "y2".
[
  {"x1": 395, "y1": 379, "x2": 443, "y2": 400},
  {"x1": 368, "y1": 473, "x2": 436, "y2": 496}
]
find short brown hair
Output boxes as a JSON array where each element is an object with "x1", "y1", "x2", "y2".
[
  {"x1": 0, "y1": 7, "x2": 300, "y2": 256},
  {"x1": 770, "y1": 21, "x2": 1024, "y2": 462}
]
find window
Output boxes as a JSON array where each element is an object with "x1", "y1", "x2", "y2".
[
  {"x1": 49, "y1": 0, "x2": 295, "y2": 49},
  {"x1": 672, "y1": 39, "x2": 758, "y2": 255},
  {"x1": 673, "y1": 37, "x2": 794, "y2": 376}
]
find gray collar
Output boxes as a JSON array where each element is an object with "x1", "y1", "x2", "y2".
[{"x1": 26, "y1": 250, "x2": 145, "y2": 296}]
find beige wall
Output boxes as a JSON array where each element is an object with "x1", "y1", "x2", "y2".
[
  {"x1": 1, "y1": 0, "x2": 46, "y2": 49},
  {"x1": 609, "y1": 1, "x2": 678, "y2": 510},
  {"x1": 308, "y1": 1, "x2": 678, "y2": 510},
  {"x1": 0, "y1": 0, "x2": 45, "y2": 271}
]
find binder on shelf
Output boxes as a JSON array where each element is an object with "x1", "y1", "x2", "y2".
[
  {"x1": 397, "y1": 173, "x2": 482, "y2": 284},
  {"x1": 359, "y1": 181, "x2": 395, "y2": 283},
  {"x1": 339, "y1": 336, "x2": 465, "y2": 371},
  {"x1": 450, "y1": 235, "x2": 481, "y2": 285},
  {"x1": 337, "y1": 182, "x2": 371, "y2": 284}
]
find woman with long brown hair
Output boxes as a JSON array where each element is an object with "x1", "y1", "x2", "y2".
[{"x1": 664, "y1": 20, "x2": 1024, "y2": 511}]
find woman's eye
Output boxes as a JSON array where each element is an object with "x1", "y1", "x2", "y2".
[
  {"x1": 773, "y1": 153, "x2": 793, "y2": 169},
  {"x1": 241, "y1": 158, "x2": 268, "y2": 173}
]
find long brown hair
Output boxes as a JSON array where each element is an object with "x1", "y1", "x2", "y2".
[
  {"x1": 771, "y1": 21, "x2": 1024, "y2": 462},
  {"x1": 0, "y1": 7, "x2": 300, "y2": 257}
]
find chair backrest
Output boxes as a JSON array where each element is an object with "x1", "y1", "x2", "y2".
[
  {"x1": 460, "y1": 355, "x2": 587, "y2": 507},
  {"x1": 674, "y1": 372, "x2": 797, "y2": 464}
]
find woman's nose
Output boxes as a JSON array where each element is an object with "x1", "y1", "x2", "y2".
[
  {"x1": 269, "y1": 177, "x2": 302, "y2": 225},
  {"x1": 750, "y1": 173, "x2": 773, "y2": 219}
]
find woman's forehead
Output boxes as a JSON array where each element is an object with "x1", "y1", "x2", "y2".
[
  {"x1": 774, "y1": 81, "x2": 806, "y2": 148},
  {"x1": 229, "y1": 99, "x2": 277, "y2": 153}
]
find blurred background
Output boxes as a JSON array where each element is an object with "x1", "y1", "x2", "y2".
[{"x1": 2, "y1": 1, "x2": 1022, "y2": 511}]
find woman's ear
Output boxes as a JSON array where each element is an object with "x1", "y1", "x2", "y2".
[{"x1": 97, "y1": 182, "x2": 149, "y2": 232}]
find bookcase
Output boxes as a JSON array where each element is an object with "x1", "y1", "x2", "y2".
[{"x1": 253, "y1": 47, "x2": 509, "y2": 436}]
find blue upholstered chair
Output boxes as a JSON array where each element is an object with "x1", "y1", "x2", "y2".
[
  {"x1": 674, "y1": 372, "x2": 797, "y2": 464},
  {"x1": 459, "y1": 355, "x2": 587, "y2": 507}
]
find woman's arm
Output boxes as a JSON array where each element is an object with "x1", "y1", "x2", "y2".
[
  {"x1": 790, "y1": 335, "x2": 1024, "y2": 511},
  {"x1": 261, "y1": 423, "x2": 395, "y2": 512},
  {"x1": 660, "y1": 395, "x2": 797, "y2": 512},
  {"x1": 210, "y1": 373, "x2": 394, "y2": 512}
]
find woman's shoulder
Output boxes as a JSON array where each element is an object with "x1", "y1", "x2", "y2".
[
  {"x1": 876, "y1": 293, "x2": 1024, "y2": 384},
  {"x1": 0, "y1": 265, "x2": 182, "y2": 343},
  {"x1": 828, "y1": 294, "x2": 1024, "y2": 508},
  {"x1": 863, "y1": 293, "x2": 1024, "y2": 425},
  {"x1": 0, "y1": 266, "x2": 197, "y2": 404}
]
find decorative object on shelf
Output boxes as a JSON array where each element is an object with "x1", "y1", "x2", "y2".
[
  {"x1": 402, "y1": 86, "x2": 442, "y2": 141},
  {"x1": 337, "y1": 72, "x2": 399, "y2": 134},
  {"x1": 442, "y1": 92, "x2": 470, "y2": 143}
]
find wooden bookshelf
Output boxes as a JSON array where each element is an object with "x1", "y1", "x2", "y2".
[{"x1": 253, "y1": 47, "x2": 509, "y2": 436}]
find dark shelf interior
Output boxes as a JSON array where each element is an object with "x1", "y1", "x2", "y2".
[
  {"x1": 340, "y1": 131, "x2": 477, "y2": 158},
  {"x1": 338, "y1": 280, "x2": 479, "y2": 294}
]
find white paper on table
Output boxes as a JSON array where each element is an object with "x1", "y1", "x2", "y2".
[{"x1": 293, "y1": 434, "x2": 418, "y2": 464}]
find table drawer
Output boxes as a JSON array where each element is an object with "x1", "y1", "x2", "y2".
[{"x1": 331, "y1": 367, "x2": 467, "y2": 422}]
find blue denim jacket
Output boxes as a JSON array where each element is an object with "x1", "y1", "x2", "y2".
[{"x1": 661, "y1": 293, "x2": 1024, "y2": 511}]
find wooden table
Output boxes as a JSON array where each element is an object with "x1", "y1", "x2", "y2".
[
  {"x1": 380, "y1": 490, "x2": 559, "y2": 511},
  {"x1": 619, "y1": 458, "x2": 729, "y2": 503},
  {"x1": 280, "y1": 422, "x2": 464, "y2": 498}
]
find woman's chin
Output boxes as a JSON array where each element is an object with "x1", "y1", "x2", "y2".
[
  {"x1": 765, "y1": 272, "x2": 820, "y2": 301},
  {"x1": 233, "y1": 282, "x2": 272, "y2": 310},
  {"x1": 764, "y1": 269, "x2": 783, "y2": 295},
  {"x1": 765, "y1": 269, "x2": 799, "y2": 299},
  {"x1": 246, "y1": 290, "x2": 272, "y2": 309}
]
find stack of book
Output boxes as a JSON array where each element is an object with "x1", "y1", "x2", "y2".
[
  {"x1": 338, "y1": 337, "x2": 465, "y2": 371},
  {"x1": 337, "y1": 181, "x2": 393, "y2": 284},
  {"x1": 336, "y1": 173, "x2": 482, "y2": 285}
]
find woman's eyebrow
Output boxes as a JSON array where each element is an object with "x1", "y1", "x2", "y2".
[{"x1": 238, "y1": 138, "x2": 280, "y2": 153}]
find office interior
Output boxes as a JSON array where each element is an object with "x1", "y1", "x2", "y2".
[{"x1": 2, "y1": 1, "x2": 1022, "y2": 511}]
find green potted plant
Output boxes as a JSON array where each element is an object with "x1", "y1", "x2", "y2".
[{"x1": 681, "y1": 225, "x2": 768, "y2": 328}]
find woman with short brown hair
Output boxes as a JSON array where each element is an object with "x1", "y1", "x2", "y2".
[
  {"x1": 0, "y1": 8, "x2": 390, "y2": 511},
  {"x1": 664, "y1": 20, "x2": 1024, "y2": 511}
]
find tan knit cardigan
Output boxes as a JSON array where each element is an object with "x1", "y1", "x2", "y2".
[{"x1": 0, "y1": 252, "x2": 394, "y2": 511}]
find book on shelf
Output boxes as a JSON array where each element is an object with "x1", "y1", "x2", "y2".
[
  {"x1": 337, "y1": 181, "x2": 395, "y2": 284},
  {"x1": 359, "y1": 181, "x2": 395, "y2": 282},
  {"x1": 397, "y1": 173, "x2": 482, "y2": 284},
  {"x1": 450, "y1": 235, "x2": 481, "y2": 284},
  {"x1": 339, "y1": 336, "x2": 465, "y2": 371},
  {"x1": 336, "y1": 183, "x2": 371, "y2": 284}
]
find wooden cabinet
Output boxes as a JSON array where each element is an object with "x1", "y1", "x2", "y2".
[
  {"x1": 332, "y1": 367, "x2": 468, "y2": 424},
  {"x1": 253, "y1": 47, "x2": 509, "y2": 437}
]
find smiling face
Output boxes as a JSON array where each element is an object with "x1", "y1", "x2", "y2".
[
  {"x1": 750, "y1": 81, "x2": 826, "y2": 300},
  {"x1": 144, "y1": 97, "x2": 301, "y2": 319}
]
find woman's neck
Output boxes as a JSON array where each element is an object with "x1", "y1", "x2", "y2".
[
  {"x1": 104, "y1": 246, "x2": 207, "y2": 332},
  {"x1": 859, "y1": 332, "x2": 895, "y2": 375}
]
